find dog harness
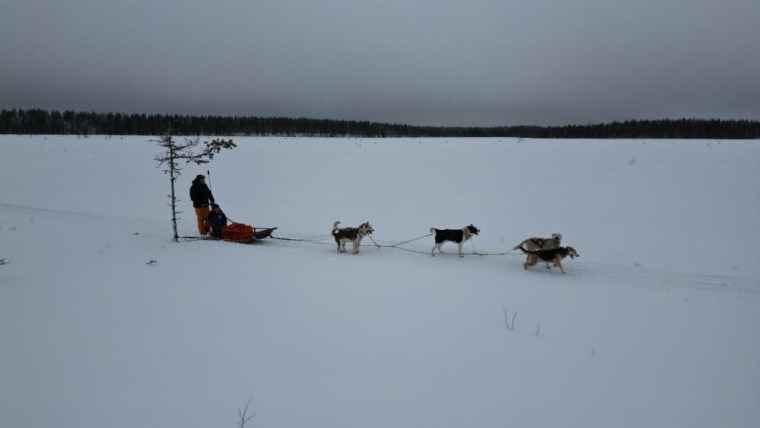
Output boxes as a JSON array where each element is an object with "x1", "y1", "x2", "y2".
[{"x1": 462, "y1": 228, "x2": 472, "y2": 241}]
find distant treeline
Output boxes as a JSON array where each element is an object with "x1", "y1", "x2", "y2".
[{"x1": 1, "y1": 108, "x2": 758, "y2": 139}]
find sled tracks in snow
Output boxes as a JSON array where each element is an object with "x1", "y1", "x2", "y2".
[{"x1": 572, "y1": 262, "x2": 760, "y2": 300}]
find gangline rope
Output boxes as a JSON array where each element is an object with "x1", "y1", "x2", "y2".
[{"x1": 269, "y1": 232, "x2": 518, "y2": 257}]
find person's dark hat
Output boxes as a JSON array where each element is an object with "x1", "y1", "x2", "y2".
[{"x1": 196, "y1": 174, "x2": 205, "y2": 180}]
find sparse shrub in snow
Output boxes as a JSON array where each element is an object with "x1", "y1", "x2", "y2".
[
  {"x1": 503, "y1": 307, "x2": 517, "y2": 331},
  {"x1": 237, "y1": 398, "x2": 255, "y2": 428}
]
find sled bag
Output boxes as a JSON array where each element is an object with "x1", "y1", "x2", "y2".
[{"x1": 220, "y1": 222, "x2": 255, "y2": 242}]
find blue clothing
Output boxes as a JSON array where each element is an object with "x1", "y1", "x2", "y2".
[
  {"x1": 209, "y1": 209, "x2": 227, "y2": 238},
  {"x1": 209, "y1": 210, "x2": 227, "y2": 228}
]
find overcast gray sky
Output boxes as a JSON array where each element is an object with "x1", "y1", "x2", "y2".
[{"x1": 1, "y1": 0, "x2": 758, "y2": 126}]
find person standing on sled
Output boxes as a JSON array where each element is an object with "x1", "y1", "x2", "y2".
[
  {"x1": 208, "y1": 203, "x2": 228, "y2": 239},
  {"x1": 190, "y1": 175, "x2": 215, "y2": 236}
]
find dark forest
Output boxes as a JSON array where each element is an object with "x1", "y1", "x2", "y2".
[{"x1": 1, "y1": 109, "x2": 757, "y2": 139}]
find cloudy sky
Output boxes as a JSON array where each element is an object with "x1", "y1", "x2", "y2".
[{"x1": 1, "y1": 0, "x2": 758, "y2": 126}]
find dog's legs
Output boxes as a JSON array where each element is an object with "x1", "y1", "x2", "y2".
[
  {"x1": 431, "y1": 242, "x2": 443, "y2": 256},
  {"x1": 352, "y1": 238, "x2": 360, "y2": 254},
  {"x1": 524, "y1": 255, "x2": 537, "y2": 270},
  {"x1": 556, "y1": 259, "x2": 565, "y2": 274},
  {"x1": 457, "y1": 242, "x2": 464, "y2": 258}
]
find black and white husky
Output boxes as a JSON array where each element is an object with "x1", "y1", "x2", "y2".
[
  {"x1": 430, "y1": 224, "x2": 480, "y2": 257},
  {"x1": 332, "y1": 221, "x2": 374, "y2": 254}
]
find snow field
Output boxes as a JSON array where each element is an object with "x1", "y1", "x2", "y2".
[{"x1": 1, "y1": 135, "x2": 759, "y2": 428}]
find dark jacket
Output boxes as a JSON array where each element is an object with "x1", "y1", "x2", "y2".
[
  {"x1": 190, "y1": 177, "x2": 215, "y2": 208},
  {"x1": 209, "y1": 210, "x2": 228, "y2": 229}
]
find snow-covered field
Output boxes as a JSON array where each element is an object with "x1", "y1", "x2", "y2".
[{"x1": 1, "y1": 135, "x2": 759, "y2": 428}]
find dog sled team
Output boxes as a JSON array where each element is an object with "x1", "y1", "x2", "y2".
[
  {"x1": 332, "y1": 220, "x2": 579, "y2": 274},
  {"x1": 192, "y1": 174, "x2": 579, "y2": 273}
]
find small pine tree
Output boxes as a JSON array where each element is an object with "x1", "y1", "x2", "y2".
[{"x1": 154, "y1": 123, "x2": 236, "y2": 241}]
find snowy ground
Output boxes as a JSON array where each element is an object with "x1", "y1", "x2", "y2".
[{"x1": 1, "y1": 135, "x2": 759, "y2": 428}]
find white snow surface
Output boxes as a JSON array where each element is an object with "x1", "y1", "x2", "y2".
[{"x1": 1, "y1": 135, "x2": 759, "y2": 428}]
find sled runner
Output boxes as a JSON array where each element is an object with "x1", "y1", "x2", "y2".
[
  {"x1": 218, "y1": 223, "x2": 277, "y2": 243},
  {"x1": 252, "y1": 226, "x2": 278, "y2": 240}
]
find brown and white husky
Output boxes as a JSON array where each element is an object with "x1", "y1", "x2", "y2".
[{"x1": 332, "y1": 221, "x2": 374, "y2": 254}]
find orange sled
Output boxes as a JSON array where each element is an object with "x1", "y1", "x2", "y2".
[{"x1": 219, "y1": 223, "x2": 277, "y2": 243}]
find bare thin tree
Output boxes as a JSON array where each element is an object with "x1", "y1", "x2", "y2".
[{"x1": 154, "y1": 123, "x2": 236, "y2": 241}]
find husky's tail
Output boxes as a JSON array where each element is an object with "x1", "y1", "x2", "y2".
[
  {"x1": 512, "y1": 239, "x2": 528, "y2": 251},
  {"x1": 517, "y1": 246, "x2": 534, "y2": 255},
  {"x1": 332, "y1": 221, "x2": 341, "y2": 235},
  {"x1": 430, "y1": 227, "x2": 437, "y2": 234}
]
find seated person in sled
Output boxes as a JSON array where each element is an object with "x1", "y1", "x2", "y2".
[
  {"x1": 208, "y1": 203, "x2": 228, "y2": 239},
  {"x1": 208, "y1": 204, "x2": 274, "y2": 242}
]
